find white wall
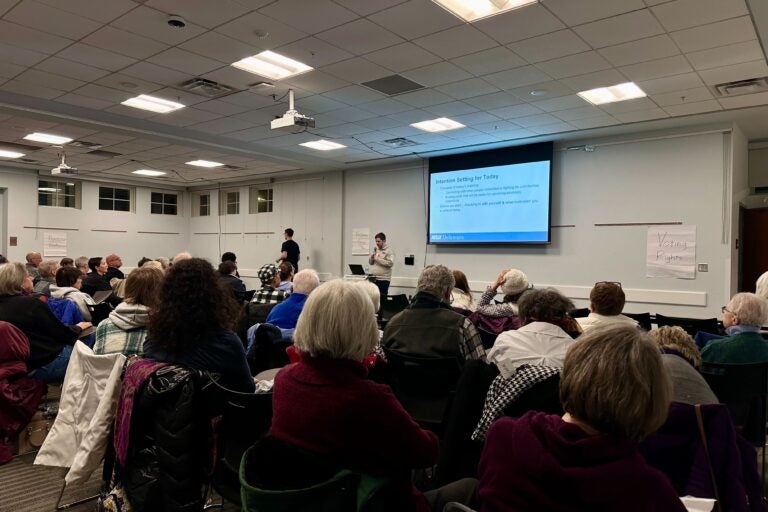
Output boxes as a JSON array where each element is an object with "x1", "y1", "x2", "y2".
[
  {"x1": 343, "y1": 129, "x2": 740, "y2": 318},
  {"x1": 0, "y1": 168, "x2": 189, "y2": 266}
]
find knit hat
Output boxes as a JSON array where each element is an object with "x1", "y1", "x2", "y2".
[
  {"x1": 257, "y1": 263, "x2": 278, "y2": 284},
  {"x1": 501, "y1": 269, "x2": 529, "y2": 296}
]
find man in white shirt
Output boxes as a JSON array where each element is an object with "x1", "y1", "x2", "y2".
[{"x1": 576, "y1": 281, "x2": 638, "y2": 332}]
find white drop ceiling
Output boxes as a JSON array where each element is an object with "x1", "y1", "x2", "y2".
[{"x1": 0, "y1": 0, "x2": 763, "y2": 186}]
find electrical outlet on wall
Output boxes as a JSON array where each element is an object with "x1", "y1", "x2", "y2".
[{"x1": 697, "y1": 263, "x2": 708, "y2": 272}]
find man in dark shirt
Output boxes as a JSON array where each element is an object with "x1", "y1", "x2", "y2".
[
  {"x1": 277, "y1": 228, "x2": 300, "y2": 271},
  {"x1": 104, "y1": 253, "x2": 125, "y2": 281}
]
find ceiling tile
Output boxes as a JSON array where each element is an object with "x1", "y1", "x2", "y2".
[
  {"x1": 35, "y1": 57, "x2": 111, "y2": 82},
  {"x1": 651, "y1": 87, "x2": 714, "y2": 106},
  {"x1": 0, "y1": 42, "x2": 46, "y2": 67},
  {"x1": 619, "y1": 55, "x2": 693, "y2": 82},
  {"x1": 147, "y1": 48, "x2": 223, "y2": 76},
  {"x1": 217, "y1": 90, "x2": 279, "y2": 108},
  {"x1": 464, "y1": 92, "x2": 522, "y2": 110},
  {"x1": 192, "y1": 99, "x2": 255, "y2": 116},
  {"x1": 14, "y1": 68, "x2": 85, "y2": 92},
  {"x1": 120, "y1": 61, "x2": 191, "y2": 87},
  {"x1": 290, "y1": 94, "x2": 349, "y2": 114},
  {"x1": 0, "y1": 79, "x2": 62, "y2": 99},
  {"x1": 94, "y1": 73, "x2": 164, "y2": 95},
  {"x1": 396, "y1": 89, "x2": 454, "y2": 107},
  {"x1": 423, "y1": 101, "x2": 478, "y2": 117},
  {"x1": 529, "y1": 122, "x2": 575, "y2": 135},
  {"x1": 551, "y1": 105, "x2": 606, "y2": 121},
  {"x1": 448, "y1": 111, "x2": 501, "y2": 126},
  {"x1": 145, "y1": 0, "x2": 251, "y2": 28},
  {"x1": 651, "y1": 0, "x2": 749, "y2": 32},
  {"x1": 561, "y1": 69, "x2": 628, "y2": 92},
  {"x1": 276, "y1": 37, "x2": 353, "y2": 68},
  {"x1": 687, "y1": 40, "x2": 764, "y2": 71},
  {"x1": 474, "y1": 4, "x2": 564, "y2": 44},
  {"x1": 570, "y1": 115, "x2": 620, "y2": 128},
  {"x1": 364, "y1": 42, "x2": 441, "y2": 73},
  {"x1": 368, "y1": 0, "x2": 463, "y2": 40},
  {"x1": 151, "y1": 108, "x2": 223, "y2": 127},
  {"x1": 200, "y1": 66, "x2": 262, "y2": 90},
  {"x1": 574, "y1": 10, "x2": 665, "y2": 49},
  {"x1": 322, "y1": 58, "x2": 390, "y2": 84},
  {"x1": 259, "y1": 0, "x2": 358, "y2": 33},
  {"x1": 474, "y1": 120, "x2": 523, "y2": 133},
  {"x1": 435, "y1": 78, "x2": 500, "y2": 100},
  {"x1": 535, "y1": 51, "x2": 612, "y2": 79},
  {"x1": 718, "y1": 91, "x2": 768, "y2": 109},
  {"x1": 508, "y1": 30, "x2": 590, "y2": 64},
  {"x1": 402, "y1": 61, "x2": 472, "y2": 87},
  {"x1": 4, "y1": 0, "x2": 101, "y2": 40},
  {"x1": 355, "y1": 116, "x2": 402, "y2": 130},
  {"x1": 0, "y1": 61, "x2": 24, "y2": 79},
  {"x1": 483, "y1": 66, "x2": 553, "y2": 90},
  {"x1": 509, "y1": 80, "x2": 574, "y2": 100},
  {"x1": 451, "y1": 47, "x2": 527, "y2": 76},
  {"x1": 541, "y1": 0, "x2": 645, "y2": 26},
  {"x1": 613, "y1": 108, "x2": 668, "y2": 122},
  {"x1": 282, "y1": 70, "x2": 349, "y2": 93},
  {"x1": 82, "y1": 26, "x2": 168, "y2": 60},
  {"x1": 57, "y1": 43, "x2": 138, "y2": 72},
  {"x1": 36, "y1": 0, "x2": 136, "y2": 23},
  {"x1": 513, "y1": 113, "x2": 562, "y2": 127},
  {"x1": 317, "y1": 19, "x2": 403, "y2": 55},
  {"x1": 215, "y1": 12, "x2": 307, "y2": 50},
  {"x1": 697, "y1": 60, "x2": 768, "y2": 86},
  {"x1": 333, "y1": 0, "x2": 407, "y2": 16},
  {"x1": 178, "y1": 32, "x2": 256, "y2": 65},
  {"x1": 597, "y1": 35, "x2": 681, "y2": 67},
  {"x1": 494, "y1": 104, "x2": 544, "y2": 119},
  {"x1": 663, "y1": 99, "x2": 722, "y2": 116},
  {"x1": 0, "y1": 20, "x2": 72, "y2": 54},
  {"x1": 599, "y1": 97, "x2": 659, "y2": 114},
  {"x1": 322, "y1": 84, "x2": 384, "y2": 105},
  {"x1": 111, "y1": 6, "x2": 207, "y2": 45},
  {"x1": 149, "y1": 86, "x2": 212, "y2": 107},
  {"x1": 74, "y1": 83, "x2": 132, "y2": 103},
  {"x1": 530, "y1": 95, "x2": 590, "y2": 112},
  {"x1": 413, "y1": 25, "x2": 497, "y2": 60},
  {"x1": 324, "y1": 106, "x2": 378, "y2": 122},
  {"x1": 189, "y1": 116, "x2": 255, "y2": 135},
  {"x1": 358, "y1": 98, "x2": 412, "y2": 115},
  {"x1": 637, "y1": 72, "x2": 705, "y2": 94},
  {"x1": 670, "y1": 16, "x2": 756, "y2": 53}
]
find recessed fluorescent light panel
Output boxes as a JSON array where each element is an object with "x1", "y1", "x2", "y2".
[
  {"x1": 411, "y1": 117, "x2": 466, "y2": 133},
  {"x1": 0, "y1": 149, "x2": 25, "y2": 158},
  {"x1": 431, "y1": 0, "x2": 538, "y2": 22},
  {"x1": 121, "y1": 94, "x2": 185, "y2": 113},
  {"x1": 577, "y1": 82, "x2": 647, "y2": 105},
  {"x1": 186, "y1": 159, "x2": 223, "y2": 168},
  {"x1": 232, "y1": 51, "x2": 313, "y2": 80},
  {"x1": 24, "y1": 132, "x2": 73, "y2": 145},
  {"x1": 299, "y1": 140, "x2": 347, "y2": 151},
  {"x1": 132, "y1": 169, "x2": 166, "y2": 177}
]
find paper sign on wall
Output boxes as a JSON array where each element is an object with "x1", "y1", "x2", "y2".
[
  {"x1": 646, "y1": 225, "x2": 696, "y2": 279},
  {"x1": 351, "y1": 228, "x2": 370, "y2": 256},
  {"x1": 43, "y1": 232, "x2": 67, "y2": 258}
]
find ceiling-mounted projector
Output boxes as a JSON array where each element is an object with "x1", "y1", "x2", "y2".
[
  {"x1": 51, "y1": 152, "x2": 77, "y2": 175},
  {"x1": 270, "y1": 89, "x2": 315, "y2": 132}
]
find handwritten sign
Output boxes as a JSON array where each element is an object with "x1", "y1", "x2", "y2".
[
  {"x1": 351, "y1": 228, "x2": 370, "y2": 256},
  {"x1": 43, "y1": 232, "x2": 67, "y2": 258},
  {"x1": 646, "y1": 225, "x2": 696, "y2": 279}
]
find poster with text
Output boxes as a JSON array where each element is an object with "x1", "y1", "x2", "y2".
[
  {"x1": 351, "y1": 228, "x2": 370, "y2": 256},
  {"x1": 646, "y1": 225, "x2": 696, "y2": 279},
  {"x1": 43, "y1": 232, "x2": 67, "y2": 258}
]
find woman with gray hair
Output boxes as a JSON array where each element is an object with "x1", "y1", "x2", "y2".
[
  {"x1": 702, "y1": 292, "x2": 768, "y2": 364},
  {"x1": 476, "y1": 268, "x2": 530, "y2": 317},
  {"x1": 270, "y1": 279, "x2": 475, "y2": 511}
]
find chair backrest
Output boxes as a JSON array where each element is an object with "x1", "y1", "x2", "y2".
[
  {"x1": 467, "y1": 311, "x2": 521, "y2": 349},
  {"x1": 381, "y1": 294, "x2": 409, "y2": 322},
  {"x1": 699, "y1": 361, "x2": 768, "y2": 445},
  {"x1": 655, "y1": 314, "x2": 721, "y2": 337},
  {"x1": 244, "y1": 290, "x2": 256, "y2": 302},
  {"x1": 383, "y1": 348, "x2": 463, "y2": 433},
  {"x1": 624, "y1": 312, "x2": 652, "y2": 331},
  {"x1": 569, "y1": 307, "x2": 590, "y2": 319},
  {"x1": 87, "y1": 302, "x2": 113, "y2": 326}
]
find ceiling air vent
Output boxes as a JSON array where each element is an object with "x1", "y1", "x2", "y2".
[
  {"x1": 383, "y1": 137, "x2": 419, "y2": 148},
  {"x1": 177, "y1": 78, "x2": 240, "y2": 98},
  {"x1": 714, "y1": 77, "x2": 768, "y2": 96},
  {"x1": 362, "y1": 75, "x2": 424, "y2": 96},
  {"x1": 69, "y1": 140, "x2": 103, "y2": 150},
  {"x1": 222, "y1": 164, "x2": 243, "y2": 171},
  {"x1": 87, "y1": 150, "x2": 123, "y2": 158}
]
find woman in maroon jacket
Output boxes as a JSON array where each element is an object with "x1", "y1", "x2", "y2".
[
  {"x1": 477, "y1": 324, "x2": 687, "y2": 512},
  {"x1": 271, "y1": 279, "x2": 475, "y2": 512}
]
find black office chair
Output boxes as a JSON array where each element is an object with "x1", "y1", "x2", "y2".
[
  {"x1": 655, "y1": 313, "x2": 721, "y2": 337},
  {"x1": 381, "y1": 294, "x2": 409, "y2": 322},
  {"x1": 383, "y1": 348, "x2": 463, "y2": 436},
  {"x1": 246, "y1": 323, "x2": 284, "y2": 375},
  {"x1": 699, "y1": 361, "x2": 768, "y2": 480},
  {"x1": 624, "y1": 312, "x2": 652, "y2": 331},
  {"x1": 569, "y1": 307, "x2": 590, "y2": 319},
  {"x1": 236, "y1": 302, "x2": 279, "y2": 347}
]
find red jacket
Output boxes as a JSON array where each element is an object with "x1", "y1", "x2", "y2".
[
  {"x1": 478, "y1": 412, "x2": 687, "y2": 512},
  {"x1": 271, "y1": 356, "x2": 439, "y2": 511}
]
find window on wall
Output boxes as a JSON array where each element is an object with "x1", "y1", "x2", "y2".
[
  {"x1": 98, "y1": 185, "x2": 132, "y2": 212},
  {"x1": 219, "y1": 189, "x2": 240, "y2": 215},
  {"x1": 150, "y1": 192, "x2": 178, "y2": 215},
  {"x1": 249, "y1": 187, "x2": 273, "y2": 213},
  {"x1": 192, "y1": 192, "x2": 210, "y2": 217},
  {"x1": 38, "y1": 179, "x2": 80, "y2": 208}
]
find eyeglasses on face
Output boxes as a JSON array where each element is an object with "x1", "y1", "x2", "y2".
[
  {"x1": 721, "y1": 306, "x2": 737, "y2": 316},
  {"x1": 594, "y1": 281, "x2": 621, "y2": 288}
]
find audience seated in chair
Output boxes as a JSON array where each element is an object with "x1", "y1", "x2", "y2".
[
  {"x1": 451, "y1": 270, "x2": 475, "y2": 312},
  {"x1": 649, "y1": 326, "x2": 718, "y2": 405},
  {"x1": 576, "y1": 281, "x2": 639, "y2": 332},
  {"x1": 50, "y1": 265, "x2": 95, "y2": 322},
  {"x1": 142, "y1": 258, "x2": 254, "y2": 393},
  {"x1": 277, "y1": 261, "x2": 294, "y2": 292},
  {"x1": 487, "y1": 288, "x2": 577, "y2": 379},
  {"x1": 266, "y1": 269, "x2": 320, "y2": 330},
  {"x1": 271, "y1": 279, "x2": 477, "y2": 512},
  {"x1": 251, "y1": 263, "x2": 290, "y2": 305},
  {"x1": 217, "y1": 260, "x2": 246, "y2": 302},
  {"x1": 80, "y1": 256, "x2": 120, "y2": 307},
  {"x1": 383, "y1": 265, "x2": 486, "y2": 363},
  {"x1": 33, "y1": 259, "x2": 57, "y2": 297},
  {"x1": 476, "y1": 268, "x2": 530, "y2": 317},
  {"x1": 477, "y1": 325, "x2": 686, "y2": 512},
  {"x1": 94, "y1": 265, "x2": 163, "y2": 357},
  {"x1": 702, "y1": 292, "x2": 768, "y2": 364}
]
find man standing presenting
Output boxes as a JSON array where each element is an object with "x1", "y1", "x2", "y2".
[
  {"x1": 105, "y1": 253, "x2": 125, "y2": 281},
  {"x1": 368, "y1": 232, "x2": 394, "y2": 297},
  {"x1": 277, "y1": 228, "x2": 300, "y2": 271}
]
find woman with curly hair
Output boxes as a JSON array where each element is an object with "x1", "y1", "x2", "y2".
[{"x1": 143, "y1": 257, "x2": 254, "y2": 392}]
